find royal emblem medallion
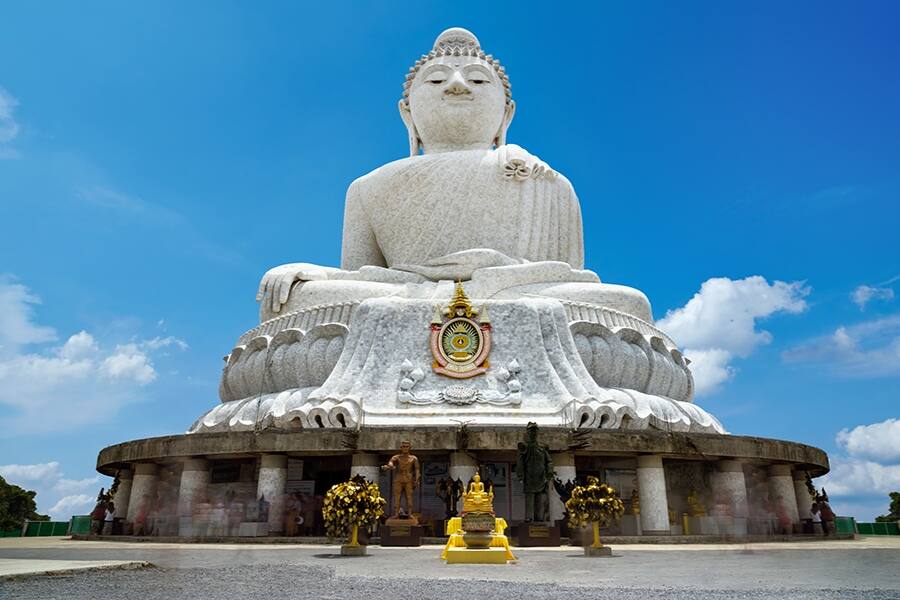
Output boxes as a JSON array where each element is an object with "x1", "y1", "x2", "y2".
[{"x1": 430, "y1": 282, "x2": 491, "y2": 378}]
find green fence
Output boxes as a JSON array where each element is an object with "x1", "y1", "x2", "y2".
[
  {"x1": 856, "y1": 521, "x2": 900, "y2": 536},
  {"x1": 0, "y1": 529, "x2": 22, "y2": 537},
  {"x1": 834, "y1": 516, "x2": 856, "y2": 535},
  {"x1": 23, "y1": 520, "x2": 70, "y2": 536},
  {"x1": 69, "y1": 515, "x2": 92, "y2": 535}
]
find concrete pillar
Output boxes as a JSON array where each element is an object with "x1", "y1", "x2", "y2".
[
  {"x1": 113, "y1": 469, "x2": 133, "y2": 523},
  {"x1": 257, "y1": 454, "x2": 288, "y2": 534},
  {"x1": 768, "y1": 464, "x2": 800, "y2": 525},
  {"x1": 637, "y1": 455, "x2": 669, "y2": 535},
  {"x1": 350, "y1": 453, "x2": 381, "y2": 482},
  {"x1": 549, "y1": 452, "x2": 575, "y2": 522},
  {"x1": 711, "y1": 460, "x2": 749, "y2": 518},
  {"x1": 127, "y1": 463, "x2": 159, "y2": 524},
  {"x1": 793, "y1": 470, "x2": 813, "y2": 520},
  {"x1": 177, "y1": 459, "x2": 210, "y2": 517},
  {"x1": 449, "y1": 452, "x2": 477, "y2": 485}
]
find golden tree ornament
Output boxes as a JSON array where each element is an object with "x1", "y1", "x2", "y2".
[
  {"x1": 565, "y1": 476, "x2": 625, "y2": 549},
  {"x1": 322, "y1": 475, "x2": 386, "y2": 547}
]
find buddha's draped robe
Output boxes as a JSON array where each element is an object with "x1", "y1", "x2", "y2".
[{"x1": 341, "y1": 145, "x2": 584, "y2": 281}]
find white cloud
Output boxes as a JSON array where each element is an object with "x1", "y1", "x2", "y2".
[
  {"x1": 0, "y1": 276, "x2": 56, "y2": 357},
  {"x1": 819, "y1": 418, "x2": 900, "y2": 521},
  {"x1": 0, "y1": 462, "x2": 103, "y2": 519},
  {"x1": 682, "y1": 348, "x2": 733, "y2": 396},
  {"x1": 0, "y1": 461, "x2": 63, "y2": 482},
  {"x1": 782, "y1": 315, "x2": 900, "y2": 378},
  {"x1": 141, "y1": 335, "x2": 189, "y2": 352},
  {"x1": 836, "y1": 418, "x2": 900, "y2": 464},
  {"x1": 48, "y1": 494, "x2": 96, "y2": 519},
  {"x1": 821, "y1": 458, "x2": 900, "y2": 498},
  {"x1": 658, "y1": 276, "x2": 810, "y2": 396},
  {"x1": 0, "y1": 278, "x2": 186, "y2": 432},
  {"x1": 852, "y1": 285, "x2": 895, "y2": 311},
  {"x1": 54, "y1": 476, "x2": 102, "y2": 495},
  {"x1": 100, "y1": 343, "x2": 157, "y2": 384}
]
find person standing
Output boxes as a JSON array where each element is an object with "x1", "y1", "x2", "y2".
[
  {"x1": 102, "y1": 502, "x2": 116, "y2": 536},
  {"x1": 90, "y1": 500, "x2": 106, "y2": 536},
  {"x1": 810, "y1": 502, "x2": 824, "y2": 535}
]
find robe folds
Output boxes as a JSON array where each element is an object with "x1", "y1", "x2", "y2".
[{"x1": 341, "y1": 145, "x2": 584, "y2": 281}]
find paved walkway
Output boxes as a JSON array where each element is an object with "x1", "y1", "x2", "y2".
[{"x1": 0, "y1": 536, "x2": 897, "y2": 598}]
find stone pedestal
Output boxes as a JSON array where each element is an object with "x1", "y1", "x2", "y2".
[
  {"x1": 178, "y1": 459, "x2": 210, "y2": 536},
  {"x1": 637, "y1": 455, "x2": 669, "y2": 535},
  {"x1": 380, "y1": 524, "x2": 423, "y2": 546},
  {"x1": 449, "y1": 452, "x2": 477, "y2": 485},
  {"x1": 126, "y1": 464, "x2": 159, "y2": 524},
  {"x1": 350, "y1": 453, "x2": 381, "y2": 483},
  {"x1": 768, "y1": 464, "x2": 800, "y2": 525},
  {"x1": 514, "y1": 523, "x2": 561, "y2": 546},
  {"x1": 113, "y1": 469, "x2": 133, "y2": 523},
  {"x1": 584, "y1": 545, "x2": 613, "y2": 557},
  {"x1": 257, "y1": 454, "x2": 288, "y2": 534},
  {"x1": 238, "y1": 522, "x2": 269, "y2": 537},
  {"x1": 620, "y1": 514, "x2": 642, "y2": 536},
  {"x1": 793, "y1": 470, "x2": 813, "y2": 521},
  {"x1": 341, "y1": 544, "x2": 367, "y2": 556}
]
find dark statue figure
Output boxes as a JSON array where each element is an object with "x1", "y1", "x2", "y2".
[
  {"x1": 435, "y1": 477, "x2": 464, "y2": 519},
  {"x1": 516, "y1": 422, "x2": 554, "y2": 522}
]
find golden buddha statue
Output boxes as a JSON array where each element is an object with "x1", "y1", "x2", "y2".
[
  {"x1": 462, "y1": 473, "x2": 495, "y2": 514},
  {"x1": 687, "y1": 489, "x2": 708, "y2": 517}
]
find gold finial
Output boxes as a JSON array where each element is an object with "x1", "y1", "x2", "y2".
[{"x1": 443, "y1": 281, "x2": 478, "y2": 319}]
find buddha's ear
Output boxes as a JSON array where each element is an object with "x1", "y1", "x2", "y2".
[
  {"x1": 398, "y1": 100, "x2": 421, "y2": 157},
  {"x1": 494, "y1": 100, "x2": 516, "y2": 147}
]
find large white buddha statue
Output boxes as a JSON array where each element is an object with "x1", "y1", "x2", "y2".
[
  {"x1": 191, "y1": 28, "x2": 724, "y2": 436},
  {"x1": 256, "y1": 27, "x2": 649, "y2": 324}
]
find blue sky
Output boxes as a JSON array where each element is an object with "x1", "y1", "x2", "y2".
[{"x1": 0, "y1": 2, "x2": 898, "y2": 521}]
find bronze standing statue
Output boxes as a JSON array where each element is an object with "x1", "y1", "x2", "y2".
[
  {"x1": 382, "y1": 441, "x2": 421, "y2": 518},
  {"x1": 516, "y1": 422, "x2": 554, "y2": 522}
]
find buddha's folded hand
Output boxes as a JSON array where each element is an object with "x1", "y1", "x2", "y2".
[{"x1": 256, "y1": 263, "x2": 340, "y2": 314}]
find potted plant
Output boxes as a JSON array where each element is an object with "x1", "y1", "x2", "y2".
[
  {"x1": 322, "y1": 475, "x2": 386, "y2": 556},
  {"x1": 565, "y1": 476, "x2": 625, "y2": 557}
]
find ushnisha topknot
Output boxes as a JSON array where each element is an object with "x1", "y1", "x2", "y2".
[{"x1": 402, "y1": 27, "x2": 512, "y2": 106}]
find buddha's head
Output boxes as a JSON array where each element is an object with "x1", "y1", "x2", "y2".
[{"x1": 400, "y1": 28, "x2": 515, "y2": 156}]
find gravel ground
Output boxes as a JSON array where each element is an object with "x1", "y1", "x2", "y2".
[{"x1": 2, "y1": 564, "x2": 898, "y2": 600}]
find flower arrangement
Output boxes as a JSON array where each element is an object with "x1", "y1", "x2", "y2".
[
  {"x1": 565, "y1": 476, "x2": 625, "y2": 549},
  {"x1": 322, "y1": 475, "x2": 386, "y2": 547}
]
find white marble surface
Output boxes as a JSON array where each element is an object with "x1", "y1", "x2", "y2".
[{"x1": 189, "y1": 27, "x2": 728, "y2": 439}]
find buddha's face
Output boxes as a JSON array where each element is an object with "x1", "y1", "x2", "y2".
[{"x1": 407, "y1": 55, "x2": 507, "y2": 152}]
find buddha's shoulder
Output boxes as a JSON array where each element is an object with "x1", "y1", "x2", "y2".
[{"x1": 347, "y1": 146, "x2": 575, "y2": 197}]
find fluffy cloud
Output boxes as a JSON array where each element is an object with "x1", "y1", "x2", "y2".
[
  {"x1": 836, "y1": 418, "x2": 900, "y2": 464},
  {"x1": 852, "y1": 285, "x2": 895, "y2": 311},
  {"x1": 821, "y1": 418, "x2": 900, "y2": 521},
  {"x1": 0, "y1": 461, "x2": 102, "y2": 520},
  {"x1": 657, "y1": 276, "x2": 810, "y2": 395},
  {"x1": 0, "y1": 277, "x2": 56, "y2": 357},
  {"x1": 782, "y1": 315, "x2": 900, "y2": 378},
  {"x1": 0, "y1": 278, "x2": 186, "y2": 432},
  {"x1": 48, "y1": 494, "x2": 97, "y2": 518}
]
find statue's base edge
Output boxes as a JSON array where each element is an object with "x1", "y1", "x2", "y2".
[
  {"x1": 584, "y1": 545, "x2": 613, "y2": 557},
  {"x1": 445, "y1": 547, "x2": 510, "y2": 564}
]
